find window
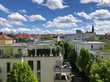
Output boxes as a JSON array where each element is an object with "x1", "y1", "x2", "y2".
[
  {"x1": 91, "y1": 45, "x2": 93, "y2": 49},
  {"x1": 7, "y1": 62, "x2": 10, "y2": 73},
  {"x1": 37, "y1": 61, "x2": 41, "y2": 71},
  {"x1": 0, "y1": 49, "x2": 3, "y2": 57},
  {"x1": 7, "y1": 74, "x2": 10, "y2": 82},
  {"x1": 28, "y1": 61, "x2": 33, "y2": 70},
  {"x1": 37, "y1": 72, "x2": 41, "y2": 82}
]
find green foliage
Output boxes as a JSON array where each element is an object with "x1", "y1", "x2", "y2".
[
  {"x1": 4, "y1": 46, "x2": 13, "y2": 57},
  {"x1": 56, "y1": 41, "x2": 79, "y2": 73},
  {"x1": 56, "y1": 41, "x2": 65, "y2": 56},
  {"x1": 77, "y1": 48, "x2": 94, "y2": 82},
  {"x1": 90, "y1": 60, "x2": 110, "y2": 82},
  {"x1": 78, "y1": 48, "x2": 93, "y2": 72},
  {"x1": 56, "y1": 41, "x2": 74, "y2": 60},
  {"x1": 16, "y1": 38, "x2": 33, "y2": 43},
  {"x1": 8, "y1": 61, "x2": 38, "y2": 82},
  {"x1": 67, "y1": 47, "x2": 78, "y2": 73}
]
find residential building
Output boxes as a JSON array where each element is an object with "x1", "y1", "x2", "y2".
[
  {"x1": 73, "y1": 40, "x2": 104, "y2": 53},
  {"x1": 16, "y1": 33, "x2": 34, "y2": 43},
  {"x1": 0, "y1": 40, "x2": 71, "y2": 82},
  {"x1": 0, "y1": 34, "x2": 14, "y2": 45}
]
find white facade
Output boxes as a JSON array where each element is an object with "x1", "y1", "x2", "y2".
[
  {"x1": 0, "y1": 41, "x2": 71, "y2": 82},
  {"x1": 0, "y1": 57, "x2": 63, "y2": 82},
  {"x1": 73, "y1": 40, "x2": 104, "y2": 53}
]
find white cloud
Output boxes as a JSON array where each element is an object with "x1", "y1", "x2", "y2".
[
  {"x1": 77, "y1": 12, "x2": 91, "y2": 19},
  {"x1": 0, "y1": 27, "x2": 50, "y2": 34},
  {"x1": 80, "y1": 0, "x2": 99, "y2": 4},
  {"x1": 18, "y1": 9, "x2": 27, "y2": 14},
  {"x1": 45, "y1": 15, "x2": 78, "y2": 28},
  {"x1": 0, "y1": 17, "x2": 25, "y2": 28},
  {"x1": 28, "y1": 15, "x2": 46, "y2": 21},
  {"x1": 0, "y1": 27, "x2": 31, "y2": 34},
  {"x1": 52, "y1": 29, "x2": 75, "y2": 34},
  {"x1": 77, "y1": 9, "x2": 110, "y2": 34},
  {"x1": 0, "y1": 17, "x2": 12, "y2": 27},
  {"x1": 0, "y1": 27, "x2": 16, "y2": 33},
  {"x1": 90, "y1": 9, "x2": 110, "y2": 19},
  {"x1": 82, "y1": 20, "x2": 110, "y2": 34},
  {"x1": 32, "y1": 0, "x2": 44, "y2": 4},
  {"x1": 44, "y1": 0, "x2": 68, "y2": 10},
  {"x1": 32, "y1": 0, "x2": 68, "y2": 10},
  {"x1": 10, "y1": 21, "x2": 24, "y2": 26},
  {"x1": 0, "y1": 4, "x2": 9, "y2": 13},
  {"x1": 8, "y1": 12, "x2": 27, "y2": 22},
  {"x1": 77, "y1": 9, "x2": 110, "y2": 20},
  {"x1": 80, "y1": 0, "x2": 110, "y2": 6},
  {"x1": 17, "y1": 27, "x2": 31, "y2": 33},
  {"x1": 94, "y1": 20, "x2": 110, "y2": 34}
]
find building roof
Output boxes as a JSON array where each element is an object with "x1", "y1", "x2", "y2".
[
  {"x1": 0, "y1": 34, "x2": 13, "y2": 40},
  {"x1": 16, "y1": 34, "x2": 33, "y2": 39},
  {"x1": 73, "y1": 40, "x2": 104, "y2": 44}
]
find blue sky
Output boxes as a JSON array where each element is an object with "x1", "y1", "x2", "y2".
[{"x1": 0, "y1": 0, "x2": 110, "y2": 34}]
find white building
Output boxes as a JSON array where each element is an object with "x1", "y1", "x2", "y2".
[
  {"x1": 73, "y1": 40, "x2": 104, "y2": 53},
  {"x1": 62, "y1": 25, "x2": 96, "y2": 41},
  {"x1": 0, "y1": 40, "x2": 72, "y2": 82}
]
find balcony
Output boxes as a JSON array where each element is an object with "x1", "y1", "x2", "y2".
[
  {"x1": 54, "y1": 62, "x2": 71, "y2": 73},
  {"x1": 54, "y1": 73, "x2": 71, "y2": 82},
  {"x1": 55, "y1": 67, "x2": 71, "y2": 72}
]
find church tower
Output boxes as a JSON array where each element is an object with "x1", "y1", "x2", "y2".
[{"x1": 92, "y1": 25, "x2": 94, "y2": 33}]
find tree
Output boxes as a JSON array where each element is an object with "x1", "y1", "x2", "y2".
[
  {"x1": 56, "y1": 41, "x2": 74, "y2": 60},
  {"x1": 8, "y1": 61, "x2": 38, "y2": 82},
  {"x1": 55, "y1": 41, "x2": 65, "y2": 57},
  {"x1": 77, "y1": 48, "x2": 94, "y2": 82},
  {"x1": 90, "y1": 59, "x2": 110, "y2": 82},
  {"x1": 67, "y1": 47, "x2": 79, "y2": 73},
  {"x1": 56, "y1": 41, "x2": 79, "y2": 73},
  {"x1": 4, "y1": 46, "x2": 13, "y2": 57}
]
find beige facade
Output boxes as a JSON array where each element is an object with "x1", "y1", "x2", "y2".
[
  {"x1": 0, "y1": 35, "x2": 14, "y2": 45},
  {"x1": 0, "y1": 42, "x2": 71, "y2": 82},
  {"x1": 0, "y1": 56, "x2": 63, "y2": 82}
]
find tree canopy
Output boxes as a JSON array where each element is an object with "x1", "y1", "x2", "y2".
[
  {"x1": 8, "y1": 61, "x2": 38, "y2": 82},
  {"x1": 90, "y1": 59, "x2": 110, "y2": 82}
]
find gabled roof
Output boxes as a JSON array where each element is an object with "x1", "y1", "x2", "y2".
[
  {"x1": 16, "y1": 34, "x2": 33, "y2": 39},
  {"x1": 0, "y1": 34, "x2": 13, "y2": 40}
]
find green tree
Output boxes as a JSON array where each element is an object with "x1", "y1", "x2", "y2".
[
  {"x1": 90, "y1": 59, "x2": 110, "y2": 82},
  {"x1": 8, "y1": 61, "x2": 38, "y2": 82},
  {"x1": 56, "y1": 41, "x2": 79, "y2": 73},
  {"x1": 55, "y1": 41, "x2": 65, "y2": 56},
  {"x1": 4, "y1": 46, "x2": 13, "y2": 57},
  {"x1": 77, "y1": 48, "x2": 94, "y2": 82},
  {"x1": 67, "y1": 47, "x2": 79, "y2": 73},
  {"x1": 56, "y1": 41, "x2": 74, "y2": 60}
]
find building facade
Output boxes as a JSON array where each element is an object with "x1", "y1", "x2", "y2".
[
  {"x1": 73, "y1": 40, "x2": 104, "y2": 53},
  {"x1": 0, "y1": 40, "x2": 71, "y2": 82},
  {"x1": 0, "y1": 34, "x2": 14, "y2": 45}
]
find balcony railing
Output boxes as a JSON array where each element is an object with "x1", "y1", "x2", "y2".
[
  {"x1": 54, "y1": 68, "x2": 71, "y2": 72},
  {"x1": 55, "y1": 80, "x2": 71, "y2": 82}
]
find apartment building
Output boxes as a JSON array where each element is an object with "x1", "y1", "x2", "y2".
[{"x1": 0, "y1": 40, "x2": 71, "y2": 82}]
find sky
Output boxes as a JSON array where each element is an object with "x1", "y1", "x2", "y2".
[{"x1": 0, "y1": 0, "x2": 110, "y2": 34}]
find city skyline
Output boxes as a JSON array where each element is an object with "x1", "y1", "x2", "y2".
[{"x1": 0, "y1": 0, "x2": 110, "y2": 34}]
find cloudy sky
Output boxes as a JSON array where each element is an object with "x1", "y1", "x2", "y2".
[{"x1": 0, "y1": 0, "x2": 110, "y2": 34}]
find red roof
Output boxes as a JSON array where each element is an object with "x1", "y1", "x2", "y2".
[{"x1": 16, "y1": 34, "x2": 33, "y2": 39}]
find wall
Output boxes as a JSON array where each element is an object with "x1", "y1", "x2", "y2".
[{"x1": 0, "y1": 56, "x2": 62, "y2": 82}]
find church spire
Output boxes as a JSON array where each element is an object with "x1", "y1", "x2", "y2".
[{"x1": 92, "y1": 25, "x2": 94, "y2": 33}]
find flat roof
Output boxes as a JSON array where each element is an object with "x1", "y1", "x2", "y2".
[{"x1": 73, "y1": 40, "x2": 104, "y2": 44}]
